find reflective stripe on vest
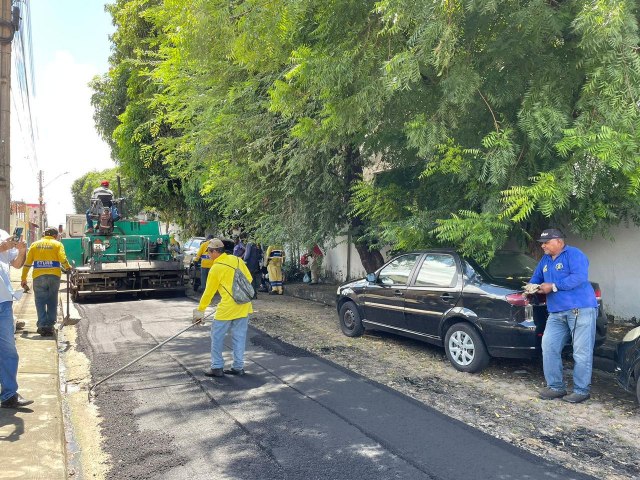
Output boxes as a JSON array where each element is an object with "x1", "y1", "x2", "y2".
[{"x1": 34, "y1": 261, "x2": 61, "y2": 269}]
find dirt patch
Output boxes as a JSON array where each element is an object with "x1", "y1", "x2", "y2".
[{"x1": 251, "y1": 295, "x2": 640, "y2": 480}]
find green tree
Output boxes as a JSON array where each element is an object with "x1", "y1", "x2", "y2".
[{"x1": 93, "y1": 0, "x2": 640, "y2": 268}]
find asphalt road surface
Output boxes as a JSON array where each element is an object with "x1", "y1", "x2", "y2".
[{"x1": 76, "y1": 296, "x2": 595, "y2": 480}]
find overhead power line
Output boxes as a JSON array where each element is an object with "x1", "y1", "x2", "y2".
[{"x1": 11, "y1": 0, "x2": 38, "y2": 172}]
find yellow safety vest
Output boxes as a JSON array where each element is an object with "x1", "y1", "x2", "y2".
[
  {"x1": 22, "y1": 236, "x2": 71, "y2": 280},
  {"x1": 198, "y1": 253, "x2": 253, "y2": 321},
  {"x1": 194, "y1": 241, "x2": 214, "y2": 268}
]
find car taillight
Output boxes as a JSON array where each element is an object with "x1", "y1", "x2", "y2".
[
  {"x1": 506, "y1": 293, "x2": 529, "y2": 306},
  {"x1": 594, "y1": 288, "x2": 601, "y2": 301}
]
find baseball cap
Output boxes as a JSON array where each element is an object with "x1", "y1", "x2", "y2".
[
  {"x1": 208, "y1": 238, "x2": 225, "y2": 249},
  {"x1": 536, "y1": 228, "x2": 565, "y2": 242}
]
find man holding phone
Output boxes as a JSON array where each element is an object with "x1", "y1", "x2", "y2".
[{"x1": 0, "y1": 227, "x2": 30, "y2": 408}]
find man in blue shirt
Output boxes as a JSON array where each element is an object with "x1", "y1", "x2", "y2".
[{"x1": 527, "y1": 228, "x2": 598, "y2": 404}]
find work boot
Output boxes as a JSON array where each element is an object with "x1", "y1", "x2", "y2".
[
  {"x1": 223, "y1": 368, "x2": 245, "y2": 376},
  {"x1": 37, "y1": 327, "x2": 54, "y2": 337},
  {"x1": 1, "y1": 393, "x2": 33, "y2": 409},
  {"x1": 562, "y1": 392, "x2": 590, "y2": 404},
  {"x1": 204, "y1": 368, "x2": 224, "y2": 378},
  {"x1": 538, "y1": 387, "x2": 567, "y2": 400}
]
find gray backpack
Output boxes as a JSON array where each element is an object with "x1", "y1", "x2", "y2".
[{"x1": 220, "y1": 257, "x2": 255, "y2": 304}]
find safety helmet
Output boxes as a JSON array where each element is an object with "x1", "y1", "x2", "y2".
[{"x1": 101, "y1": 180, "x2": 110, "y2": 187}]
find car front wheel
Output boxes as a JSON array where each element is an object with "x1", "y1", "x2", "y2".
[
  {"x1": 444, "y1": 323, "x2": 490, "y2": 373},
  {"x1": 339, "y1": 301, "x2": 364, "y2": 337}
]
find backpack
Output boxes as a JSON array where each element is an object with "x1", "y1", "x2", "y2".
[{"x1": 220, "y1": 257, "x2": 255, "y2": 304}]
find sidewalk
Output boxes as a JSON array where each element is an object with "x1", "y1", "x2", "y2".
[{"x1": 0, "y1": 270, "x2": 66, "y2": 479}]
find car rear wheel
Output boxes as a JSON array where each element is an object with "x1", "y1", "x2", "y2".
[
  {"x1": 444, "y1": 323, "x2": 490, "y2": 373},
  {"x1": 339, "y1": 301, "x2": 364, "y2": 337}
]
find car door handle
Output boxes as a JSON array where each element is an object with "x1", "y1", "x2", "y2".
[
  {"x1": 440, "y1": 293, "x2": 454, "y2": 301},
  {"x1": 394, "y1": 290, "x2": 404, "y2": 297}
]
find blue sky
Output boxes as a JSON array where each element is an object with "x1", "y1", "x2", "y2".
[
  {"x1": 11, "y1": 0, "x2": 116, "y2": 226},
  {"x1": 32, "y1": 1, "x2": 112, "y2": 74}
]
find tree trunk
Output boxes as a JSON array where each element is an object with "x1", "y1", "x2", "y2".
[
  {"x1": 353, "y1": 241, "x2": 385, "y2": 273},
  {"x1": 344, "y1": 145, "x2": 385, "y2": 273}
]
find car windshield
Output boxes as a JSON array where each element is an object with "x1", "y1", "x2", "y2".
[{"x1": 484, "y1": 251, "x2": 538, "y2": 280}]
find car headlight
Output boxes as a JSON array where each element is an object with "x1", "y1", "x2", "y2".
[{"x1": 622, "y1": 326, "x2": 640, "y2": 343}]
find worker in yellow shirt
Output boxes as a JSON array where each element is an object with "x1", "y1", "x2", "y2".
[
  {"x1": 168, "y1": 233, "x2": 181, "y2": 259},
  {"x1": 265, "y1": 244, "x2": 285, "y2": 294},
  {"x1": 193, "y1": 234, "x2": 214, "y2": 292},
  {"x1": 193, "y1": 238, "x2": 253, "y2": 377},
  {"x1": 21, "y1": 227, "x2": 71, "y2": 336}
]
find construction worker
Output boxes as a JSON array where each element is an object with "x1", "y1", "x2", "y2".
[
  {"x1": 168, "y1": 233, "x2": 181, "y2": 259},
  {"x1": 86, "y1": 180, "x2": 120, "y2": 232},
  {"x1": 20, "y1": 227, "x2": 71, "y2": 336},
  {"x1": 193, "y1": 238, "x2": 253, "y2": 377},
  {"x1": 193, "y1": 235, "x2": 215, "y2": 292},
  {"x1": 265, "y1": 244, "x2": 285, "y2": 295}
]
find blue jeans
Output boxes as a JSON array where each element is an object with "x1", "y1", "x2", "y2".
[
  {"x1": 541, "y1": 307, "x2": 597, "y2": 395},
  {"x1": 200, "y1": 267, "x2": 210, "y2": 292},
  {"x1": 0, "y1": 301, "x2": 19, "y2": 401},
  {"x1": 210, "y1": 316, "x2": 249, "y2": 370},
  {"x1": 33, "y1": 275, "x2": 61, "y2": 328}
]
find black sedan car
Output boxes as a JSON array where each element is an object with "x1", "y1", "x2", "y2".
[
  {"x1": 336, "y1": 250, "x2": 607, "y2": 373},
  {"x1": 615, "y1": 326, "x2": 640, "y2": 404}
]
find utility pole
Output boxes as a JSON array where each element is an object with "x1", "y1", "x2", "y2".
[
  {"x1": 0, "y1": 0, "x2": 15, "y2": 231},
  {"x1": 38, "y1": 170, "x2": 43, "y2": 236}
]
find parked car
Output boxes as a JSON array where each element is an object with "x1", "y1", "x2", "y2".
[
  {"x1": 184, "y1": 237, "x2": 234, "y2": 291},
  {"x1": 615, "y1": 326, "x2": 640, "y2": 404},
  {"x1": 336, "y1": 250, "x2": 607, "y2": 373}
]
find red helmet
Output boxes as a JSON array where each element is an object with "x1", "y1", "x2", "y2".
[{"x1": 101, "y1": 180, "x2": 110, "y2": 187}]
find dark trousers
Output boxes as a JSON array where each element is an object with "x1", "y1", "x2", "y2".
[{"x1": 250, "y1": 270, "x2": 260, "y2": 297}]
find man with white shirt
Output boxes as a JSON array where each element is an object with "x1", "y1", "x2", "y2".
[{"x1": 0, "y1": 229, "x2": 30, "y2": 409}]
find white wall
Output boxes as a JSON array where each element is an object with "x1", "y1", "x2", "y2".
[
  {"x1": 322, "y1": 227, "x2": 640, "y2": 321},
  {"x1": 322, "y1": 235, "x2": 393, "y2": 283},
  {"x1": 567, "y1": 226, "x2": 640, "y2": 321},
  {"x1": 322, "y1": 235, "x2": 368, "y2": 283}
]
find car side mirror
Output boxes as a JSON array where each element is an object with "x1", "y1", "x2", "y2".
[{"x1": 366, "y1": 273, "x2": 376, "y2": 283}]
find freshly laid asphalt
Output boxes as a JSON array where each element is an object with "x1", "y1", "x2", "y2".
[{"x1": 76, "y1": 295, "x2": 595, "y2": 480}]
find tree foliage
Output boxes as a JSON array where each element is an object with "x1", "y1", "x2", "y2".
[{"x1": 92, "y1": 0, "x2": 640, "y2": 266}]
